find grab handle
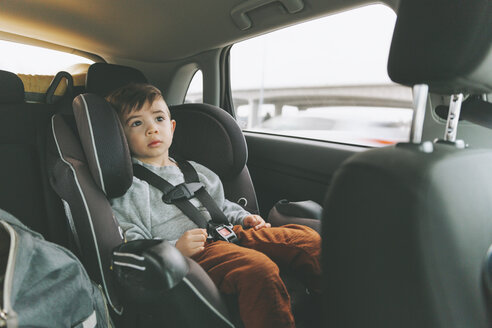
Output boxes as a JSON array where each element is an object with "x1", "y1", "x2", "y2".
[{"x1": 231, "y1": 0, "x2": 304, "y2": 30}]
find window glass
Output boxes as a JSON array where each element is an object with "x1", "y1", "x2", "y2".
[
  {"x1": 0, "y1": 40, "x2": 93, "y2": 74},
  {"x1": 184, "y1": 69, "x2": 203, "y2": 103},
  {"x1": 230, "y1": 4, "x2": 413, "y2": 147}
]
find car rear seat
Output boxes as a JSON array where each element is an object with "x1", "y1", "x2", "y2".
[{"x1": 0, "y1": 69, "x2": 68, "y2": 247}]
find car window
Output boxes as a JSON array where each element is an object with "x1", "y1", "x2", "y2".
[
  {"x1": 0, "y1": 40, "x2": 93, "y2": 74},
  {"x1": 184, "y1": 69, "x2": 203, "y2": 103},
  {"x1": 230, "y1": 4, "x2": 413, "y2": 147}
]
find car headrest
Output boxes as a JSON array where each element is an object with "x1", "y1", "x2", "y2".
[
  {"x1": 72, "y1": 93, "x2": 133, "y2": 198},
  {"x1": 388, "y1": 0, "x2": 492, "y2": 94},
  {"x1": 85, "y1": 63, "x2": 148, "y2": 97},
  {"x1": 0, "y1": 70, "x2": 24, "y2": 104},
  {"x1": 169, "y1": 103, "x2": 248, "y2": 180}
]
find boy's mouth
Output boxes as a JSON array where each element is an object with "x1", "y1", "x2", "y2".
[{"x1": 148, "y1": 140, "x2": 162, "y2": 147}]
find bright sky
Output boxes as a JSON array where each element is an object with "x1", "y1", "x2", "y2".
[
  {"x1": 229, "y1": 4, "x2": 396, "y2": 90},
  {"x1": 0, "y1": 41, "x2": 93, "y2": 75}
]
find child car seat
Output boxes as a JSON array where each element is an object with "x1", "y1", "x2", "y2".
[
  {"x1": 47, "y1": 93, "x2": 235, "y2": 327},
  {"x1": 48, "y1": 62, "x2": 322, "y2": 326}
]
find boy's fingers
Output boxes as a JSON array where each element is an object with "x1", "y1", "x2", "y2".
[
  {"x1": 190, "y1": 241, "x2": 205, "y2": 248},
  {"x1": 189, "y1": 233, "x2": 207, "y2": 242},
  {"x1": 255, "y1": 217, "x2": 261, "y2": 225},
  {"x1": 255, "y1": 220, "x2": 271, "y2": 230},
  {"x1": 188, "y1": 229, "x2": 207, "y2": 237}
]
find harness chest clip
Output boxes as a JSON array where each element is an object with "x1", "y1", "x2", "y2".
[{"x1": 162, "y1": 182, "x2": 204, "y2": 204}]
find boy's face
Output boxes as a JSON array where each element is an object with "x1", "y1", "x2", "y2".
[{"x1": 120, "y1": 97, "x2": 176, "y2": 166}]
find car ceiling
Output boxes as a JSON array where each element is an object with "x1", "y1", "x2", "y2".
[{"x1": 0, "y1": 0, "x2": 398, "y2": 63}]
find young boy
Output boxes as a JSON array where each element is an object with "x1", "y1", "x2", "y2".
[{"x1": 107, "y1": 83, "x2": 321, "y2": 328}]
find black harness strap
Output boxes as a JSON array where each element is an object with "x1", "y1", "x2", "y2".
[
  {"x1": 132, "y1": 162, "x2": 229, "y2": 229},
  {"x1": 177, "y1": 161, "x2": 229, "y2": 225},
  {"x1": 133, "y1": 164, "x2": 209, "y2": 228}
]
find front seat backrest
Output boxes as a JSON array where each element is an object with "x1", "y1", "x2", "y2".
[
  {"x1": 323, "y1": 143, "x2": 492, "y2": 328},
  {"x1": 323, "y1": 1, "x2": 492, "y2": 327}
]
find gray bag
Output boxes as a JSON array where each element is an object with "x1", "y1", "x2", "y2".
[{"x1": 0, "y1": 209, "x2": 112, "y2": 328}]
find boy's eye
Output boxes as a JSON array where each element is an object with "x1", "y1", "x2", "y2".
[
  {"x1": 130, "y1": 120, "x2": 142, "y2": 127},
  {"x1": 156, "y1": 116, "x2": 165, "y2": 122}
]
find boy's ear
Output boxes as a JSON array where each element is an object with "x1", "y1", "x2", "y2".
[{"x1": 171, "y1": 119, "x2": 176, "y2": 132}]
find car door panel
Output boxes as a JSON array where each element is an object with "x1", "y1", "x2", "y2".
[{"x1": 244, "y1": 132, "x2": 366, "y2": 216}]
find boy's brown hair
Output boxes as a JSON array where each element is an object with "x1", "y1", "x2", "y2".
[{"x1": 106, "y1": 83, "x2": 170, "y2": 117}]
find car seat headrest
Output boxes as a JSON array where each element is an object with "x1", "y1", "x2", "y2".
[
  {"x1": 0, "y1": 70, "x2": 24, "y2": 104},
  {"x1": 169, "y1": 103, "x2": 248, "y2": 180},
  {"x1": 85, "y1": 63, "x2": 148, "y2": 97},
  {"x1": 73, "y1": 93, "x2": 133, "y2": 198},
  {"x1": 388, "y1": 0, "x2": 492, "y2": 94}
]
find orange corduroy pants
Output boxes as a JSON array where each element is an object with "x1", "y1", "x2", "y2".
[{"x1": 192, "y1": 224, "x2": 321, "y2": 328}]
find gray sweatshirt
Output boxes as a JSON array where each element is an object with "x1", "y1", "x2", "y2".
[{"x1": 110, "y1": 158, "x2": 250, "y2": 245}]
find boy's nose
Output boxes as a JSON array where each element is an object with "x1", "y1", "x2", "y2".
[{"x1": 146, "y1": 125, "x2": 158, "y2": 135}]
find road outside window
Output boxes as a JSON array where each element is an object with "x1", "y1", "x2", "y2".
[{"x1": 230, "y1": 4, "x2": 413, "y2": 147}]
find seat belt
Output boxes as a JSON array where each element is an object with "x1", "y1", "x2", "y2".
[
  {"x1": 132, "y1": 162, "x2": 229, "y2": 229},
  {"x1": 178, "y1": 161, "x2": 230, "y2": 226}
]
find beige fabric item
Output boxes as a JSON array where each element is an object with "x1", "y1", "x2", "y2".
[
  {"x1": 18, "y1": 74, "x2": 66, "y2": 95},
  {"x1": 66, "y1": 63, "x2": 90, "y2": 86},
  {"x1": 17, "y1": 62, "x2": 89, "y2": 99}
]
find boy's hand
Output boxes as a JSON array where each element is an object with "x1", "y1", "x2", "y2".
[
  {"x1": 175, "y1": 229, "x2": 207, "y2": 257},
  {"x1": 243, "y1": 215, "x2": 271, "y2": 230}
]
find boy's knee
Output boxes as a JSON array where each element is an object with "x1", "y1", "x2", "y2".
[
  {"x1": 235, "y1": 252, "x2": 280, "y2": 280},
  {"x1": 283, "y1": 224, "x2": 321, "y2": 243},
  {"x1": 255, "y1": 254, "x2": 280, "y2": 275}
]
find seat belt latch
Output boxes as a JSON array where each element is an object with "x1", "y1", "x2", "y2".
[
  {"x1": 207, "y1": 223, "x2": 238, "y2": 244},
  {"x1": 162, "y1": 182, "x2": 204, "y2": 204}
]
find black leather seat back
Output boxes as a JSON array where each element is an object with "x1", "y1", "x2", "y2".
[
  {"x1": 323, "y1": 143, "x2": 492, "y2": 327},
  {"x1": 0, "y1": 69, "x2": 67, "y2": 246}
]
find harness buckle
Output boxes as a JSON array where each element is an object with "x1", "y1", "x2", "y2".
[
  {"x1": 207, "y1": 222, "x2": 238, "y2": 244},
  {"x1": 162, "y1": 182, "x2": 204, "y2": 204}
]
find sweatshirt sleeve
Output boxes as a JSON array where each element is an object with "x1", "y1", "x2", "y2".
[
  {"x1": 191, "y1": 161, "x2": 250, "y2": 226},
  {"x1": 110, "y1": 177, "x2": 153, "y2": 241},
  {"x1": 222, "y1": 198, "x2": 250, "y2": 226}
]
